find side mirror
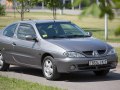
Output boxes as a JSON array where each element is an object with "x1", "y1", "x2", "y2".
[
  {"x1": 25, "y1": 35, "x2": 38, "y2": 42},
  {"x1": 86, "y1": 32, "x2": 92, "y2": 37}
]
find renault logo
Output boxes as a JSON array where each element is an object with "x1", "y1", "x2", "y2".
[{"x1": 92, "y1": 51, "x2": 99, "y2": 57}]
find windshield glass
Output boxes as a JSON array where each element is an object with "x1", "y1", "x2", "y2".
[{"x1": 36, "y1": 22, "x2": 89, "y2": 39}]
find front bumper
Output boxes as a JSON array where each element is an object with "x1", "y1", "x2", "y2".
[{"x1": 55, "y1": 54, "x2": 118, "y2": 73}]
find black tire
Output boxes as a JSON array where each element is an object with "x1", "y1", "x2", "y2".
[
  {"x1": 42, "y1": 56, "x2": 60, "y2": 80},
  {"x1": 0, "y1": 53, "x2": 10, "y2": 71},
  {"x1": 0, "y1": 62, "x2": 10, "y2": 71},
  {"x1": 94, "y1": 69, "x2": 110, "y2": 76}
]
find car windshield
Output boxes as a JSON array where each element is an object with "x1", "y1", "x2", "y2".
[{"x1": 36, "y1": 22, "x2": 89, "y2": 39}]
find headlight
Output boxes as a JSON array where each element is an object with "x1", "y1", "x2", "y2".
[
  {"x1": 63, "y1": 51, "x2": 85, "y2": 58},
  {"x1": 107, "y1": 48, "x2": 116, "y2": 55}
]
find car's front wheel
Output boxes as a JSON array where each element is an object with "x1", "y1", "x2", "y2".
[
  {"x1": 42, "y1": 56, "x2": 60, "y2": 80},
  {"x1": 0, "y1": 52, "x2": 10, "y2": 71},
  {"x1": 93, "y1": 69, "x2": 110, "y2": 76}
]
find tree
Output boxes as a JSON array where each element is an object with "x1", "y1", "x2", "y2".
[
  {"x1": 0, "y1": 4, "x2": 5, "y2": 16},
  {"x1": 73, "y1": 0, "x2": 119, "y2": 40},
  {"x1": 14, "y1": 0, "x2": 42, "y2": 21},
  {"x1": 7, "y1": 0, "x2": 63, "y2": 20},
  {"x1": 44, "y1": 0, "x2": 63, "y2": 20},
  {"x1": 112, "y1": 0, "x2": 120, "y2": 15}
]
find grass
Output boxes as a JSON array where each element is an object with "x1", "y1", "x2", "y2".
[
  {"x1": 0, "y1": 76, "x2": 62, "y2": 90},
  {"x1": 115, "y1": 48, "x2": 120, "y2": 62}
]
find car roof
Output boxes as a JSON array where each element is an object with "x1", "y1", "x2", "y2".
[{"x1": 16, "y1": 20, "x2": 71, "y2": 24}]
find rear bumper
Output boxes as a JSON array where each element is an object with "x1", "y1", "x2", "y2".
[{"x1": 55, "y1": 54, "x2": 118, "y2": 73}]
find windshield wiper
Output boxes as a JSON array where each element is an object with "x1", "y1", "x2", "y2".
[
  {"x1": 45, "y1": 35, "x2": 67, "y2": 39},
  {"x1": 44, "y1": 35, "x2": 90, "y2": 39},
  {"x1": 67, "y1": 35, "x2": 86, "y2": 38}
]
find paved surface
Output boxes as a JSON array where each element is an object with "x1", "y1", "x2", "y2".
[
  {"x1": 108, "y1": 42, "x2": 120, "y2": 48},
  {"x1": 0, "y1": 66, "x2": 120, "y2": 90}
]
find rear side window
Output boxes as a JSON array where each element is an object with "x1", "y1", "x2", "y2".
[{"x1": 3, "y1": 24, "x2": 17, "y2": 37}]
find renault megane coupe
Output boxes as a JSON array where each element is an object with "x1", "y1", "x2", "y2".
[{"x1": 0, "y1": 20, "x2": 118, "y2": 80}]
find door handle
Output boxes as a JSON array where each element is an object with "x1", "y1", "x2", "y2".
[{"x1": 12, "y1": 42, "x2": 16, "y2": 46}]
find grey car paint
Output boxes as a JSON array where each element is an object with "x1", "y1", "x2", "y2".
[{"x1": 0, "y1": 20, "x2": 118, "y2": 73}]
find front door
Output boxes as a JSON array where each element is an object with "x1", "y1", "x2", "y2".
[{"x1": 12, "y1": 23, "x2": 41, "y2": 67}]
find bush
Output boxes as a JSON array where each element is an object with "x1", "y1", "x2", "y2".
[
  {"x1": 0, "y1": 4, "x2": 5, "y2": 16},
  {"x1": 115, "y1": 26, "x2": 120, "y2": 36}
]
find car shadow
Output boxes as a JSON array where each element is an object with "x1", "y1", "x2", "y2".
[
  {"x1": 9, "y1": 66, "x2": 120, "y2": 82},
  {"x1": 9, "y1": 66, "x2": 44, "y2": 77},
  {"x1": 59, "y1": 70, "x2": 120, "y2": 82}
]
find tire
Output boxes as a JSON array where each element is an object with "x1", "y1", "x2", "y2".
[
  {"x1": 42, "y1": 56, "x2": 60, "y2": 80},
  {"x1": 0, "y1": 52, "x2": 10, "y2": 71},
  {"x1": 94, "y1": 69, "x2": 110, "y2": 76}
]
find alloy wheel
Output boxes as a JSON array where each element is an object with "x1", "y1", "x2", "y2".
[
  {"x1": 43, "y1": 59, "x2": 53, "y2": 78},
  {"x1": 0, "y1": 53, "x2": 3, "y2": 69}
]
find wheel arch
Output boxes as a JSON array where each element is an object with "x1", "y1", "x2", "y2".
[{"x1": 41, "y1": 53, "x2": 54, "y2": 66}]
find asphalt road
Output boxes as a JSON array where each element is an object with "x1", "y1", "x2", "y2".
[
  {"x1": 0, "y1": 65, "x2": 120, "y2": 90},
  {"x1": 108, "y1": 43, "x2": 120, "y2": 47}
]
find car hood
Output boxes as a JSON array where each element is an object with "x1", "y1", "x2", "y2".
[{"x1": 47, "y1": 37, "x2": 111, "y2": 51}]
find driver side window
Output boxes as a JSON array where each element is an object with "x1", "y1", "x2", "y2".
[{"x1": 17, "y1": 24, "x2": 36, "y2": 40}]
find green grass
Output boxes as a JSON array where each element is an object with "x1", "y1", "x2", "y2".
[
  {"x1": 0, "y1": 12, "x2": 120, "y2": 42},
  {"x1": 115, "y1": 48, "x2": 120, "y2": 62},
  {"x1": 0, "y1": 76, "x2": 62, "y2": 90}
]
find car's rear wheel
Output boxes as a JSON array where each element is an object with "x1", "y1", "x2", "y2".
[
  {"x1": 0, "y1": 53, "x2": 10, "y2": 71},
  {"x1": 42, "y1": 56, "x2": 60, "y2": 80},
  {"x1": 93, "y1": 69, "x2": 110, "y2": 76}
]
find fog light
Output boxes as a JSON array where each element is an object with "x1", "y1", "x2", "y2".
[
  {"x1": 111, "y1": 62, "x2": 118, "y2": 67},
  {"x1": 70, "y1": 65, "x2": 76, "y2": 70}
]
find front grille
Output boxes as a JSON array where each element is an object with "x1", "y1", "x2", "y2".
[
  {"x1": 82, "y1": 50, "x2": 106, "y2": 56},
  {"x1": 98, "y1": 50, "x2": 106, "y2": 54},
  {"x1": 82, "y1": 51, "x2": 93, "y2": 55}
]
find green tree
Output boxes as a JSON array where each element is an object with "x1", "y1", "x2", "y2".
[
  {"x1": 0, "y1": 4, "x2": 5, "y2": 16},
  {"x1": 15, "y1": 0, "x2": 41, "y2": 21},
  {"x1": 7, "y1": 0, "x2": 63, "y2": 20},
  {"x1": 74, "y1": 0, "x2": 119, "y2": 40},
  {"x1": 44, "y1": 0, "x2": 63, "y2": 20},
  {"x1": 11, "y1": 0, "x2": 42, "y2": 21},
  {"x1": 113, "y1": 0, "x2": 120, "y2": 9}
]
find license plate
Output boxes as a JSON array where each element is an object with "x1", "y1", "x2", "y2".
[{"x1": 89, "y1": 60, "x2": 107, "y2": 66}]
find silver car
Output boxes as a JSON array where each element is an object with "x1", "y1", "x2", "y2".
[{"x1": 0, "y1": 20, "x2": 118, "y2": 80}]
